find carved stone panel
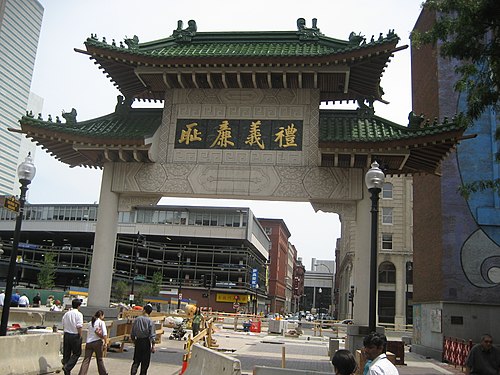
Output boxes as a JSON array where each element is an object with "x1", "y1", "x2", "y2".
[{"x1": 112, "y1": 162, "x2": 362, "y2": 202}]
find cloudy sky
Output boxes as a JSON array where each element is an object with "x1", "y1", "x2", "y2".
[{"x1": 26, "y1": 0, "x2": 425, "y2": 270}]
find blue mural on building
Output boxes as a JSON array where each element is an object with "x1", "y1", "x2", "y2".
[{"x1": 456, "y1": 92, "x2": 500, "y2": 288}]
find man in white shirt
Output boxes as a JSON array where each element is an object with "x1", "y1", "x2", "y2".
[
  {"x1": 18, "y1": 294, "x2": 30, "y2": 307},
  {"x1": 0, "y1": 290, "x2": 5, "y2": 307},
  {"x1": 61, "y1": 299, "x2": 84, "y2": 375},
  {"x1": 363, "y1": 332, "x2": 399, "y2": 375}
]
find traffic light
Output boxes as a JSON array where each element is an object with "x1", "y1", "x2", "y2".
[
  {"x1": 202, "y1": 274, "x2": 210, "y2": 287},
  {"x1": 348, "y1": 285, "x2": 354, "y2": 302}
]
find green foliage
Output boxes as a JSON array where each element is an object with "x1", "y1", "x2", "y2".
[
  {"x1": 150, "y1": 271, "x2": 163, "y2": 295},
  {"x1": 37, "y1": 252, "x2": 56, "y2": 289},
  {"x1": 113, "y1": 280, "x2": 129, "y2": 302},
  {"x1": 134, "y1": 271, "x2": 163, "y2": 305},
  {"x1": 458, "y1": 179, "x2": 500, "y2": 200},
  {"x1": 411, "y1": 0, "x2": 500, "y2": 121}
]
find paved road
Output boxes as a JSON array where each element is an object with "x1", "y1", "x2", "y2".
[{"x1": 69, "y1": 326, "x2": 464, "y2": 375}]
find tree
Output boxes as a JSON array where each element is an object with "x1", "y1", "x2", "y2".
[
  {"x1": 411, "y1": 0, "x2": 500, "y2": 197},
  {"x1": 37, "y1": 252, "x2": 56, "y2": 289},
  {"x1": 135, "y1": 271, "x2": 163, "y2": 306},
  {"x1": 113, "y1": 280, "x2": 129, "y2": 302}
]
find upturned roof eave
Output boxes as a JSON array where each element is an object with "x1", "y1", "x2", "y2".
[{"x1": 81, "y1": 38, "x2": 401, "y2": 67}]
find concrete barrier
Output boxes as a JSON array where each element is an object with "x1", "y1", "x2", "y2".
[
  {"x1": 184, "y1": 343, "x2": 241, "y2": 375},
  {"x1": 253, "y1": 366, "x2": 332, "y2": 375},
  {"x1": 0, "y1": 333, "x2": 62, "y2": 374},
  {"x1": 42, "y1": 311, "x2": 64, "y2": 329},
  {"x1": 6, "y1": 310, "x2": 44, "y2": 327}
]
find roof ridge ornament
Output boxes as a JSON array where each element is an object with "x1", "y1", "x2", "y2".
[
  {"x1": 125, "y1": 35, "x2": 139, "y2": 49},
  {"x1": 172, "y1": 20, "x2": 197, "y2": 43},
  {"x1": 296, "y1": 18, "x2": 322, "y2": 41},
  {"x1": 62, "y1": 108, "x2": 77, "y2": 125},
  {"x1": 357, "y1": 98, "x2": 375, "y2": 118},
  {"x1": 408, "y1": 111, "x2": 425, "y2": 128},
  {"x1": 115, "y1": 95, "x2": 134, "y2": 114},
  {"x1": 348, "y1": 32, "x2": 366, "y2": 46}
]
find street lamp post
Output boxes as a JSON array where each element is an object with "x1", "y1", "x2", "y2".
[
  {"x1": 130, "y1": 232, "x2": 143, "y2": 305},
  {"x1": 405, "y1": 261, "x2": 413, "y2": 326},
  {"x1": 254, "y1": 283, "x2": 259, "y2": 315},
  {"x1": 177, "y1": 246, "x2": 185, "y2": 310},
  {"x1": 365, "y1": 161, "x2": 385, "y2": 333},
  {"x1": 315, "y1": 262, "x2": 334, "y2": 317},
  {"x1": 0, "y1": 153, "x2": 36, "y2": 336}
]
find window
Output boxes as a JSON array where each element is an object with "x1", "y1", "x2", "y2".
[
  {"x1": 382, "y1": 207, "x2": 393, "y2": 224},
  {"x1": 382, "y1": 233, "x2": 393, "y2": 250},
  {"x1": 264, "y1": 227, "x2": 272, "y2": 235},
  {"x1": 378, "y1": 261, "x2": 396, "y2": 283},
  {"x1": 382, "y1": 183, "x2": 393, "y2": 199}
]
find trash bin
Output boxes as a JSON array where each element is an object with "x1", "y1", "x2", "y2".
[
  {"x1": 250, "y1": 320, "x2": 261, "y2": 333},
  {"x1": 387, "y1": 341, "x2": 405, "y2": 365}
]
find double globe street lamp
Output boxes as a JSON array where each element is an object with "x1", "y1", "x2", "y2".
[
  {"x1": 364, "y1": 161, "x2": 385, "y2": 333},
  {"x1": 0, "y1": 153, "x2": 36, "y2": 336}
]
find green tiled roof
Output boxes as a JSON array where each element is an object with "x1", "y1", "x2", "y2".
[
  {"x1": 319, "y1": 109, "x2": 464, "y2": 143},
  {"x1": 85, "y1": 30, "x2": 399, "y2": 60},
  {"x1": 20, "y1": 108, "x2": 162, "y2": 141}
]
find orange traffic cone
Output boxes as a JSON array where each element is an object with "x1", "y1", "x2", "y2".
[{"x1": 179, "y1": 353, "x2": 189, "y2": 374}]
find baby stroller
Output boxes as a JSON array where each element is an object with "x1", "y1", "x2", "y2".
[{"x1": 169, "y1": 317, "x2": 188, "y2": 340}]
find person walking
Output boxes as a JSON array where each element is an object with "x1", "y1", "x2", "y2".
[
  {"x1": 78, "y1": 310, "x2": 108, "y2": 375},
  {"x1": 363, "y1": 332, "x2": 399, "y2": 375},
  {"x1": 465, "y1": 334, "x2": 500, "y2": 375},
  {"x1": 130, "y1": 304, "x2": 156, "y2": 375},
  {"x1": 62, "y1": 299, "x2": 84, "y2": 375},
  {"x1": 331, "y1": 349, "x2": 358, "y2": 375},
  {"x1": 191, "y1": 307, "x2": 203, "y2": 337}
]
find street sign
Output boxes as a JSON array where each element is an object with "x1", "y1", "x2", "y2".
[
  {"x1": 251, "y1": 268, "x2": 258, "y2": 287},
  {"x1": 129, "y1": 294, "x2": 134, "y2": 301},
  {"x1": 1, "y1": 196, "x2": 20, "y2": 212},
  {"x1": 233, "y1": 302, "x2": 240, "y2": 309}
]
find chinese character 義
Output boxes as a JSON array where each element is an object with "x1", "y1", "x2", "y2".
[{"x1": 245, "y1": 120, "x2": 265, "y2": 149}]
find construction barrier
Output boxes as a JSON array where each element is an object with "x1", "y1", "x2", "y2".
[
  {"x1": 253, "y1": 366, "x2": 332, "y2": 375},
  {"x1": 0, "y1": 333, "x2": 62, "y2": 374},
  {"x1": 183, "y1": 344, "x2": 241, "y2": 375},
  {"x1": 250, "y1": 319, "x2": 262, "y2": 333},
  {"x1": 442, "y1": 336, "x2": 473, "y2": 371}
]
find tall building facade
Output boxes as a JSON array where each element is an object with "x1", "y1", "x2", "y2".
[
  {"x1": 259, "y1": 218, "x2": 291, "y2": 314},
  {"x1": 335, "y1": 175, "x2": 413, "y2": 327},
  {"x1": 0, "y1": 0, "x2": 43, "y2": 195},
  {"x1": 411, "y1": 7, "x2": 500, "y2": 359}
]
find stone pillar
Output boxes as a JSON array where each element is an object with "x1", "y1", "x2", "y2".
[
  {"x1": 394, "y1": 259, "x2": 406, "y2": 329},
  {"x1": 87, "y1": 162, "x2": 119, "y2": 307},
  {"x1": 353, "y1": 191, "x2": 371, "y2": 326}
]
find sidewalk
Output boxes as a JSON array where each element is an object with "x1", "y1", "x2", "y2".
[{"x1": 71, "y1": 327, "x2": 465, "y2": 375}]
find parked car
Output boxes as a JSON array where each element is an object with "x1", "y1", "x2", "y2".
[{"x1": 333, "y1": 319, "x2": 354, "y2": 328}]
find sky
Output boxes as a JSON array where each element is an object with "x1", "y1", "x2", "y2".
[{"x1": 25, "y1": 0, "x2": 425, "y2": 270}]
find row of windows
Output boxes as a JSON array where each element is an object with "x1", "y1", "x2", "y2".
[{"x1": 0, "y1": 205, "x2": 249, "y2": 228}]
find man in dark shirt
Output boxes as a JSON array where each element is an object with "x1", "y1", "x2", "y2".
[
  {"x1": 130, "y1": 304, "x2": 156, "y2": 375},
  {"x1": 32, "y1": 293, "x2": 41, "y2": 307},
  {"x1": 466, "y1": 334, "x2": 500, "y2": 375}
]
